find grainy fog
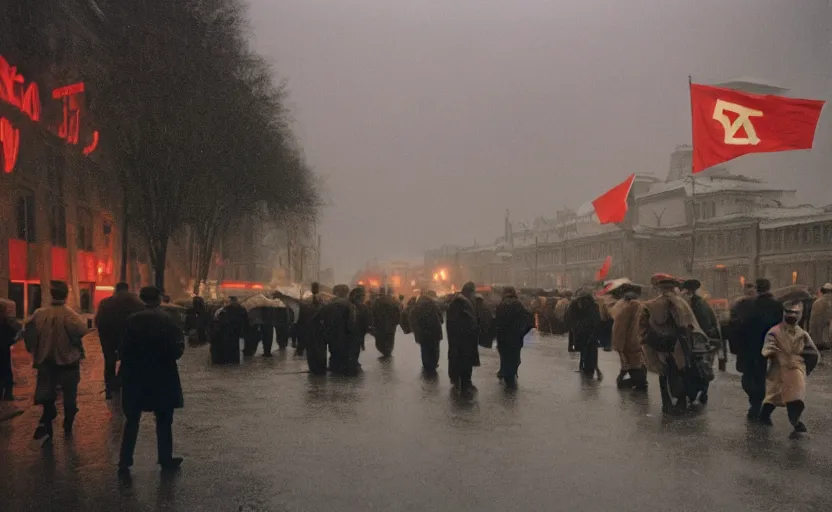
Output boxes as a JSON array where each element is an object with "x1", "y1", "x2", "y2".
[{"x1": 248, "y1": 0, "x2": 831, "y2": 280}]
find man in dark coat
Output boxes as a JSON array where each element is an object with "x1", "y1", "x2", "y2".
[
  {"x1": 410, "y1": 291, "x2": 444, "y2": 374},
  {"x1": 316, "y1": 284, "x2": 357, "y2": 375},
  {"x1": 94, "y1": 282, "x2": 144, "y2": 399},
  {"x1": 737, "y1": 278, "x2": 785, "y2": 422},
  {"x1": 446, "y1": 282, "x2": 480, "y2": 393},
  {"x1": 118, "y1": 286, "x2": 184, "y2": 474},
  {"x1": 185, "y1": 296, "x2": 209, "y2": 345},
  {"x1": 475, "y1": 295, "x2": 496, "y2": 350},
  {"x1": 212, "y1": 296, "x2": 248, "y2": 364},
  {"x1": 494, "y1": 286, "x2": 534, "y2": 389},
  {"x1": 400, "y1": 296, "x2": 417, "y2": 335},
  {"x1": 0, "y1": 300, "x2": 21, "y2": 401},
  {"x1": 566, "y1": 289, "x2": 602, "y2": 380},
  {"x1": 371, "y1": 288, "x2": 401, "y2": 357},
  {"x1": 349, "y1": 286, "x2": 371, "y2": 371},
  {"x1": 297, "y1": 283, "x2": 325, "y2": 365},
  {"x1": 680, "y1": 279, "x2": 721, "y2": 340}
]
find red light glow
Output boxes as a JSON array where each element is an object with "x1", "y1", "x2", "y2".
[
  {"x1": 0, "y1": 56, "x2": 41, "y2": 121},
  {"x1": 0, "y1": 117, "x2": 20, "y2": 173},
  {"x1": 83, "y1": 130, "x2": 99, "y2": 156}
]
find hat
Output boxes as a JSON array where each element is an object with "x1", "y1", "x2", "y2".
[
  {"x1": 680, "y1": 279, "x2": 701, "y2": 291},
  {"x1": 821, "y1": 283, "x2": 832, "y2": 293},
  {"x1": 461, "y1": 281, "x2": 476, "y2": 294},
  {"x1": 599, "y1": 278, "x2": 631, "y2": 295},
  {"x1": 650, "y1": 273, "x2": 678, "y2": 287},
  {"x1": 783, "y1": 300, "x2": 804, "y2": 313}
]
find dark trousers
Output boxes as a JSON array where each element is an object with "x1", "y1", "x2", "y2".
[
  {"x1": 419, "y1": 340, "x2": 440, "y2": 372},
  {"x1": 101, "y1": 343, "x2": 119, "y2": 394},
  {"x1": 448, "y1": 347, "x2": 473, "y2": 389},
  {"x1": 740, "y1": 356, "x2": 767, "y2": 415},
  {"x1": 243, "y1": 326, "x2": 261, "y2": 356},
  {"x1": 119, "y1": 409, "x2": 174, "y2": 467},
  {"x1": 0, "y1": 347, "x2": 13, "y2": 399},
  {"x1": 760, "y1": 400, "x2": 805, "y2": 427},
  {"x1": 260, "y1": 325, "x2": 274, "y2": 356},
  {"x1": 375, "y1": 332, "x2": 395, "y2": 357},
  {"x1": 36, "y1": 363, "x2": 80, "y2": 425},
  {"x1": 498, "y1": 344, "x2": 522, "y2": 386},
  {"x1": 579, "y1": 340, "x2": 598, "y2": 375},
  {"x1": 307, "y1": 334, "x2": 328, "y2": 375}
]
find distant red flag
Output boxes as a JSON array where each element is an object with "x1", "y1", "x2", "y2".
[
  {"x1": 690, "y1": 84, "x2": 825, "y2": 173},
  {"x1": 595, "y1": 255, "x2": 612, "y2": 282},
  {"x1": 592, "y1": 173, "x2": 635, "y2": 224}
]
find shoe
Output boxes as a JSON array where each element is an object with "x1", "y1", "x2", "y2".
[
  {"x1": 159, "y1": 457, "x2": 183, "y2": 470},
  {"x1": 758, "y1": 417, "x2": 773, "y2": 426},
  {"x1": 793, "y1": 421, "x2": 807, "y2": 433},
  {"x1": 33, "y1": 422, "x2": 52, "y2": 441},
  {"x1": 63, "y1": 416, "x2": 75, "y2": 436},
  {"x1": 263, "y1": 352, "x2": 272, "y2": 358},
  {"x1": 117, "y1": 465, "x2": 131, "y2": 477},
  {"x1": 746, "y1": 407, "x2": 761, "y2": 422}
]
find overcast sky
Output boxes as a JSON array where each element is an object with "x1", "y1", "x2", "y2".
[{"x1": 247, "y1": 0, "x2": 832, "y2": 282}]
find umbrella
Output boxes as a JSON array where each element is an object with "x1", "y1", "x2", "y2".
[
  {"x1": 241, "y1": 294, "x2": 285, "y2": 311},
  {"x1": 773, "y1": 285, "x2": 813, "y2": 305}
]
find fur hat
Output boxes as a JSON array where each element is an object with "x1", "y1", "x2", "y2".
[{"x1": 650, "y1": 273, "x2": 678, "y2": 287}]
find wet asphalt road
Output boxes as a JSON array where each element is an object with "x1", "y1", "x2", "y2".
[{"x1": 2, "y1": 330, "x2": 832, "y2": 512}]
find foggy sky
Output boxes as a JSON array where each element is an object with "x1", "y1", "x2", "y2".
[{"x1": 247, "y1": 0, "x2": 832, "y2": 282}]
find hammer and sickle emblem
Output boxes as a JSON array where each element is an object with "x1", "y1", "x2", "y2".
[{"x1": 712, "y1": 99, "x2": 763, "y2": 145}]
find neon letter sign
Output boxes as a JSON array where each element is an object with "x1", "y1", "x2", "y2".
[{"x1": 0, "y1": 57, "x2": 100, "y2": 174}]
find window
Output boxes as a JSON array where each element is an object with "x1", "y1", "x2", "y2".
[
  {"x1": 813, "y1": 225, "x2": 822, "y2": 245},
  {"x1": 16, "y1": 192, "x2": 36, "y2": 242},
  {"x1": 802, "y1": 227, "x2": 811, "y2": 245},
  {"x1": 77, "y1": 207, "x2": 94, "y2": 251},
  {"x1": 49, "y1": 202, "x2": 67, "y2": 247},
  {"x1": 775, "y1": 229, "x2": 784, "y2": 250}
]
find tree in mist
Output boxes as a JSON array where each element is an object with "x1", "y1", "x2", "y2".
[{"x1": 90, "y1": 0, "x2": 319, "y2": 290}]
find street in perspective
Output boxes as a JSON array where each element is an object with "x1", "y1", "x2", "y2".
[{"x1": 2, "y1": 1, "x2": 832, "y2": 512}]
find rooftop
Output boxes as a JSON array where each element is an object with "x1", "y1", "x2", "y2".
[{"x1": 637, "y1": 174, "x2": 792, "y2": 200}]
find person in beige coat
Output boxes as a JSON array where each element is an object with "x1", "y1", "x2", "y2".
[
  {"x1": 808, "y1": 283, "x2": 832, "y2": 351},
  {"x1": 759, "y1": 300, "x2": 819, "y2": 438},
  {"x1": 23, "y1": 281, "x2": 89, "y2": 440}
]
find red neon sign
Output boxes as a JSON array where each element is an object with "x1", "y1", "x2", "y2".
[
  {"x1": 0, "y1": 117, "x2": 19, "y2": 173},
  {"x1": 83, "y1": 130, "x2": 99, "y2": 156},
  {"x1": 52, "y1": 82, "x2": 85, "y2": 99},
  {"x1": 0, "y1": 57, "x2": 99, "y2": 174},
  {"x1": 0, "y1": 56, "x2": 41, "y2": 122}
]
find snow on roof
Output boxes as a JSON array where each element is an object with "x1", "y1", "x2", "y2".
[
  {"x1": 759, "y1": 208, "x2": 832, "y2": 229},
  {"x1": 637, "y1": 175, "x2": 791, "y2": 199}
]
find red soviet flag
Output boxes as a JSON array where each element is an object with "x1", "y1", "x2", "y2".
[
  {"x1": 592, "y1": 173, "x2": 635, "y2": 224},
  {"x1": 690, "y1": 84, "x2": 825, "y2": 173},
  {"x1": 595, "y1": 255, "x2": 612, "y2": 282}
]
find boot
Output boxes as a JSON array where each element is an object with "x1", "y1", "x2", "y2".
[
  {"x1": 616, "y1": 371, "x2": 632, "y2": 389},
  {"x1": 631, "y1": 368, "x2": 648, "y2": 391}
]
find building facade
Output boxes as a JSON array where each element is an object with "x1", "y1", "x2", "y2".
[
  {"x1": 424, "y1": 144, "x2": 832, "y2": 299},
  {"x1": 1, "y1": 2, "x2": 121, "y2": 316}
]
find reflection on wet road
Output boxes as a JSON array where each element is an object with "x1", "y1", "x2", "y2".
[{"x1": 2, "y1": 330, "x2": 831, "y2": 511}]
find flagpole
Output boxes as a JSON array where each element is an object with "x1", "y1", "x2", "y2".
[{"x1": 688, "y1": 75, "x2": 697, "y2": 275}]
